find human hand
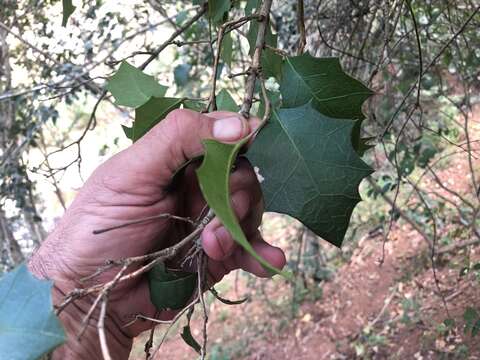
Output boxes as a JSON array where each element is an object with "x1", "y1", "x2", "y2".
[{"x1": 28, "y1": 109, "x2": 286, "y2": 359}]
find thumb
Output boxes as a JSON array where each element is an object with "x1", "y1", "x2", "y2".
[{"x1": 119, "y1": 109, "x2": 250, "y2": 185}]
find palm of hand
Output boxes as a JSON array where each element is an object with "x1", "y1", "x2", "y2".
[{"x1": 31, "y1": 110, "x2": 285, "y2": 342}]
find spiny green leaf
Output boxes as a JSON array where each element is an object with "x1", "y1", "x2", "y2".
[
  {"x1": 0, "y1": 264, "x2": 66, "y2": 359},
  {"x1": 216, "y1": 89, "x2": 238, "y2": 112},
  {"x1": 62, "y1": 0, "x2": 76, "y2": 27},
  {"x1": 208, "y1": 0, "x2": 231, "y2": 23},
  {"x1": 357, "y1": 136, "x2": 376, "y2": 156},
  {"x1": 148, "y1": 263, "x2": 197, "y2": 311},
  {"x1": 246, "y1": 103, "x2": 373, "y2": 247},
  {"x1": 279, "y1": 53, "x2": 373, "y2": 120},
  {"x1": 125, "y1": 97, "x2": 183, "y2": 142},
  {"x1": 106, "y1": 62, "x2": 167, "y2": 108},
  {"x1": 196, "y1": 139, "x2": 290, "y2": 278}
]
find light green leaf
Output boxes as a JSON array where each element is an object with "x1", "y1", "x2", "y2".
[
  {"x1": 221, "y1": 32, "x2": 233, "y2": 68},
  {"x1": 62, "y1": 0, "x2": 76, "y2": 27},
  {"x1": 246, "y1": 103, "x2": 373, "y2": 247},
  {"x1": 208, "y1": 0, "x2": 231, "y2": 23},
  {"x1": 148, "y1": 263, "x2": 197, "y2": 310},
  {"x1": 0, "y1": 264, "x2": 65, "y2": 359},
  {"x1": 216, "y1": 89, "x2": 238, "y2": 112},
  {"x1": 279, "y1": 53, "x2": 373, "y2": 120},
  {"x1": 125, "y1": 97, "x2": 183, "y2": 142},
  {"x1": 106, "y1": 62, "x2": 167, "y2": 108},
  {"x1": 196, "y1": 139, "x2": 290, "y2": 278}
]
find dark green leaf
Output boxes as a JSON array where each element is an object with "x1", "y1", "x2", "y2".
[
  {"x1": 0, "y1": 264, "x2": 65, "y2": 359},
  {"x1": 196, "y1": 139, "x2": 290, "y2": 277},
  {"x1": 216, "y1": 89, "x2": 238, "y2": 112},
  {"x1": 122, "y1": 125, "x2": 133, "y2": 139},
  {"x1": 246, "y1": 103, "x2": 373, "y2": 247},
  {"x1": 148, "y1": 263, "x2": 197, "y2": 310},
  {"x1": 181, "y1": 325, "x2": 201, "y2": 354},
  {"x1": 356, "y1": 136, "x2": 376, "y2": 156},
  {"x1": 106, "y1": 62, "x2": 167, "y2": 108},
  {"x1": 62, "y1": 0, "x2": 76, "y2": 27},
  {"x1": 125, "y1": 97, "x2": 183, "y2": 142},
  {"x1": 210, "y1": 287, "x2": 248, "y2": 305},
  {"x1": 208, "y1": 0, "x2": 231, "y2": 23},
  {"x1": 279, "y1": 53, "x2": 373, "y2": 120}
]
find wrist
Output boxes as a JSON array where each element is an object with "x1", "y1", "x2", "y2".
[
  {"x1": 28, "y1": 250, "x2": 133, "y2": 359},
  {"x1": 51, "y1": 286, "x2": 132, "y2": 360}
]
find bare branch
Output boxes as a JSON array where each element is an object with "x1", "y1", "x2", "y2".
[
  {"x1": 296, "y1": 0, "x2": 306, "y2": 54},
  {"x1": 240, "y1": 0, "x2": 274, "y2": 118}
]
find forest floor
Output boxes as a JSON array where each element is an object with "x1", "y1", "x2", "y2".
[{"x1": 130, "y1": 104, "x2": 480, "y2": 360}]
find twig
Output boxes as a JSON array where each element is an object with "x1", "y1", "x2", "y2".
[
  {"x1": 367, "y1": 177, "x2": 433, "y2": 250},
  {"x1": 437, "y1": 238, "x2": 480, "y2": 255},
  {"x1": 404, "y1": 0, "x2": 423, "y2": 106},
  {"x1": 122, "y1": 314, "x2": 172, "y2": 329},
  {"x1": 139, "y1": 4, "x2": 207, "y2": 71},
  {"x1": 296, "y1": 0, "x2": 306, "y2": 54},
  {"x1": 145, "y1": 322, "x2": 157, "y2": 360},
  {"x1": 92, "y1": 213, "x2": 195, "y2": 234},
  {"x1": 317, "y1": 23, "x2": 373, "y2": 65},
  {"x1": 149, "y1": 297, "x2": 200, "y2": 358},
  {"x1": 198, "y1": 253, "x2": 209, "y2": 359},
  {"x1": 367, "y1": 287, "x2": 397, "y2": 329},
  {"x1": 264, "y1": 44, "x2": 289, "y2": 57},
  {"x1": 240, "y1": 0, "x2": 274, "y2": 118},
  {"x1": 98, "y1": 297, "x2": 112, "y2": 360},
  {"x1": 78, "y1": 264, "x2": 129, "y2": 339},
  {"x1": 58, "y1": 210, "x2": 215, "y2": 315},
  {"x1": 380, "y1": 4, "x2": 480, "y2": 138},
  {"x1": 207, "y1": 14, "x2": 260, "y2": 111}
]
